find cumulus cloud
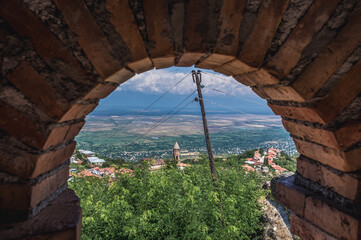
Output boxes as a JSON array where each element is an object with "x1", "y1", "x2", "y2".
[{"x1": 116, "y1": 68, "x2": 253, "y2": 96}]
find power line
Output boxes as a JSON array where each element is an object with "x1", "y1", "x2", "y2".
[
  {"x1": 199, "y1": 98, "x2": 255, "y2": 116},
  {"x1": 126, "y1": 97, "x2": 196, "y2": 146},
  {"x1": 211, "y1": 88, "x2": 266, "y2": 107},
  {"x1": 108, "y1": 72, "x2": 191, "y2": 139},
  {"x1": 202, "y1": 71, "x2": 249, "y2": 90}
]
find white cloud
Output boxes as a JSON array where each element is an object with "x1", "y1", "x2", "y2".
[{"x1": 116, "y1": 68, "x2": 254, "y2": 96}]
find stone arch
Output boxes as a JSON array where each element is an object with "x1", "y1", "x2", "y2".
[{"x1": 0, "y1": 0, "x2": 360, "y2": 239}]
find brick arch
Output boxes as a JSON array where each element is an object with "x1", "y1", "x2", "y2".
[{"x1": 0, "y1": 0, "x2": 360, "y2": 239}]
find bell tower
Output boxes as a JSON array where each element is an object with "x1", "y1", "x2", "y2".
[{"x1": 173, "y1": 142, "x2": 180, "y2": 163}]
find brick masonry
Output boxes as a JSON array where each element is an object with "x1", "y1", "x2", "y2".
[{"x1": 0, "y1": 0, "x2": 360, "y2": 238}]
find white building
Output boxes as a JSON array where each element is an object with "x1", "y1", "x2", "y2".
[
  {"x1": 87, "y1": 156, "x2": 105, "y2": 166},
  {"x1": 79, "y1": 149, "x2": 95, "y2": 157}
]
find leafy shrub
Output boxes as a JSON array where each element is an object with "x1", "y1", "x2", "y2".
[{"x1": 70, "y1": 163, "x2": 266, "y2": 240}]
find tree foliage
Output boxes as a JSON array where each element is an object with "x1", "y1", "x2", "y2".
[{"x1": 70, "y1": 163, "x2": 266, "y2": 239}]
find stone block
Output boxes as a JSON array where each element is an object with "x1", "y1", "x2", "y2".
[
  {"x1": 0, "y1": 189, "x2": 81, "y2": 240},
  {"x1": 335, "y1": 121, "x2": 361, "y2": 150},
  {"x1": 127, "y1": 58, "x2": 154, "y2": 74},
  {"x1": 268, "y1": 103, "x2": 326, "y2": 124},
  {"x1": 0, "y1": 141, "x2": 76, "y2": 179},
  {"x1": 106, "y1": 0, "x2": 150, "y2": 63},
  {"x1": 266, "y1": 0, "x2": 340, "y2": 78},
  {"x1": 177, "y1": 52, "x2": 204, "y2": 67},
  {"x1": 212, "y1": 0, "x2": 246, "y2": 57},
  {"x1": 260, "y1": 86, "x2": 306, "y2": 102},
  {"x1": 105, "y1": 68, "x2": 135, "y2": 84},
  {"x1": 83, "y1": 83, "x2": 118, "y2": 100},
  {"x1": 297, "y1": 156, "x2": 361, "y2": 202},
  {"x1": 53, "y1": 0, "x2": 121, "y2": 78},
  {"x1": 214, "y1": 58, "x2": 256, "y2": 76},
  {"x1": 238, "y1": 0, "x2": 289, "y2": 68},
  {"x1": 0, "y1": 0, "x2": 92, "y2": 83},
  {"x1": 291, "y1": 13, "x2": 361, "y2": 101},
  {"x1": 59, "y1": 103, "x2": 98, "y2": 122},
  {"x1": 275, "y1": 175, "x2": 308, "y2": 216},
  {"x1": 316, "y1": 60, "x2": 361, "y2": 124},
  {"x1": 282, "y1": 119, "x2": 340, "y2": 149},
  {"x1": 196, "y1": 54, "x2": 234, "y2": 69},
  {"x1": 44, "y1": 121, "x2": 85, "y2": 150},
  {"x1": 233, "y1": 69, "x2": 280, "y2": 86},
  {"x1": 143, "y1": 0, "x2": 174, "y2": 69},
  {"x1": 7, "y1": 61, "x2": 69, "y2": 120},
  {"x1": 290, "y1": 213, "x2": 338, "y2": 240},
  {"x1": 304, "y1": 196, "x2": 361, "y2": 240},
  {"x1": 152, "y1": 56, "x2": 175, "y2": 69},
  {"x1": 293, "y1": 138, "x2": 361, "y2": 172},
  {"x1": 0, "y1": 164, "x2": 69, "y2": 212}
]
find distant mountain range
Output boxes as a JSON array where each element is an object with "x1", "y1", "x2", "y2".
[{"x1": 90, "y1": 90, "x2": 273, "y2": 116}]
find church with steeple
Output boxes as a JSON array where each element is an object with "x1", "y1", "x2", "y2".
[{"x1": 173, "y1": 142, "x2": 180, "y2": 163}]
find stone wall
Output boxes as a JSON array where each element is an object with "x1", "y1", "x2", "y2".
[{"x1": 0, "y1": 0, "x2": 360, "y2": 238}]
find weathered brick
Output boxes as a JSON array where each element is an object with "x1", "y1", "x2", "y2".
[
  {"x1": 0, "y1": 0, "x2": 92, "y2": 83},
  {"x1": 275, "y1": 175, "x2": 307, "y2": 216},
  {"x1": 53, "y1": 0, "x2": 121, "y2": 78},
  {"x1": 297, "y1": 156, "x2": 361, "y2": 202},
  {"x1": 83, "y1": 83, "x2": 118, "y2": 100},
  {"x1": 106, "y1": 0, "x2": 153, "y2": 73},
  {"x1": 44, "y1": 121, "x2": 85, "y2": 150},
  {"x1": 177, "y1": 0, "x2": 208, "y2": 66},
  {"x1": 233, "y1": 69, "x2": 280, "y2": 86},
  {"x1": 290, "y1": 213, "x2": 338, "y2": 240},
  {"x1": 266, "y1": 0, "x2": 340, "y2": 78},
  {"x1": 258, "y1": 86, "x2": 306, "y2": 102},
  {"x1": 0, "y1": 165, "x2": 69, "y2": 211},
  {"x1": 293, "y1": 138, "x2": 361, "y2": 172},
  {"x1": 214, "y1": 58, "x2": 256, "y2": 76},
  {"x1": 0, "y1": 102, "x2": 48, "y2": 150},
  {"x1": 127, "y1": 58, "x2": 154, "y2": 74},
  {"x1": 0, "y1": 189, "x2": 81, "y2": 240},
  {"x1": 177, "y1": 53, "x2": 204, "y2": 67},
  {"x1": 152, "y1": 57, "x2": 175, "y2": 69},
  {"x1": 335, "y1": 121, "x2": 361, "y2": 150},
  {"x1": 143, "y1": 0, "x2": 174, "y2": 69},
  {"x1": 196, "y1": 54, "x2": 234, "y2": 69},
  {"x1": 7, "y1": 61, "x2": 69, "y2": 119},
  {"x1": 238, "y1": 0, "x2": 289, "y2": 68},
  {"x1": 59, "y1": 103, "x2": 98, "y2": 122},
  {"x1": 282, "y1": 119, "x2": 340, "y2": 149},
  {"x1": 268, "y1": 104, "x2": 326, "y2": 124},
  {"x1": 316, "y1": 60, "x2": 361, "y2": 124},
  {"x1": 0, "y1": 141, "x2": 76, "y2": 179},
  {"x1": 304, "y1": 196, "x2": 361, "y2": 240},
  {"x1": 105, "y1": 67, "x2": 135, "y2": 84},
  {"x1": 291, "y1": 12, "x2": 361, "y2": 101},
  {"x1": 197, "y1": 0, "x2": 246, "y2": 69}
]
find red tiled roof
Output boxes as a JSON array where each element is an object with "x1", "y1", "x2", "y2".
[{"x1": 242, "y1": 164, "x2": 255, "y2": 172}]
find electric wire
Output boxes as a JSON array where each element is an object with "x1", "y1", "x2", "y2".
[
  {"x1": 108, "y1": 72, "x2": 191, "y2": 139},
  {"x1": 202, "y1": 71, "x2": 249, "y2": 90},
  {"x1": 211, "y1": 88, "x2": 266, "y2": 107},
  {"x1": 198, "y1": 97, "x2": 254, "y2": 116},
  {"x1": 126, "y1": 97, "x2": 196, "y2": 146}
]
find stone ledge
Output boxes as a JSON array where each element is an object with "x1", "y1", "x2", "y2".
[
  {"x1": 0, "y1": 189, "x2": 81, "y2": 240},
  {"x1": 290, "y1": 213, "x2": 337, "y2": 240},
  {"x1": 274, "y1": 174, "x2": 361, "y2": 239}
]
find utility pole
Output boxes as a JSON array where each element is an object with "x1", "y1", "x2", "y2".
[
  {"x1": 192, "y1": 70, "x2": 218, "y2": 183},
  {"x1": 193, "y1": 70, "x2": 224, "y2": 228}
]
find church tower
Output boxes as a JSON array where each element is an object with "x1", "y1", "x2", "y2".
[{"x1": 173, "y1": 142, "x2": 180, "y2": 163}]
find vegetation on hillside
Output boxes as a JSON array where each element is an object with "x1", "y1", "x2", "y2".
[{"x1": 69, "y1": 155, "x2": 268, "y2": 240}]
